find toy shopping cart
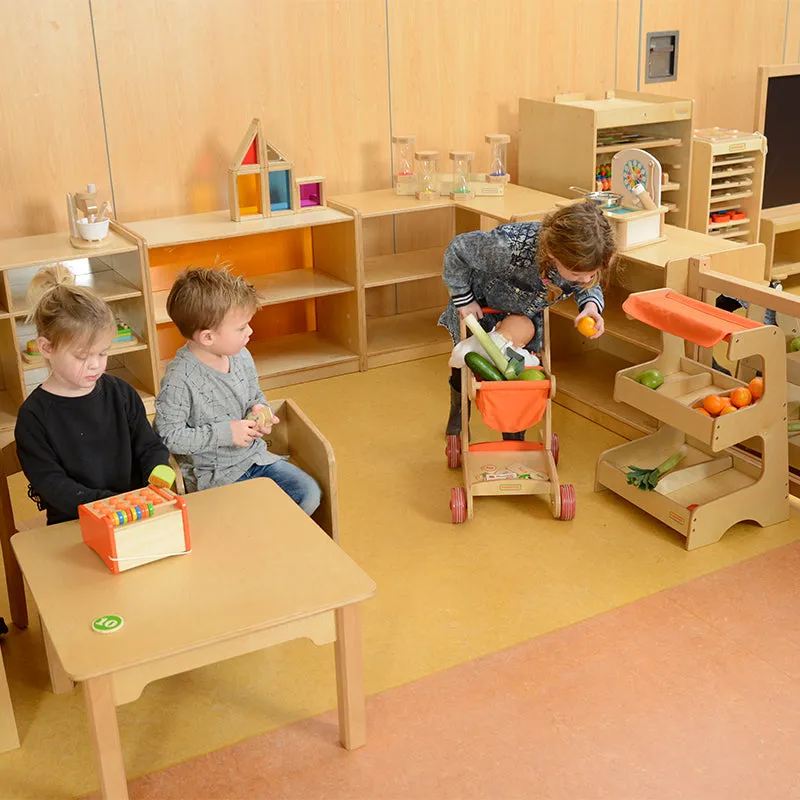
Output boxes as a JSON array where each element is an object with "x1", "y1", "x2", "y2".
[{"x1": 446, "y1": 308, "x2": 575, "y2": 523}]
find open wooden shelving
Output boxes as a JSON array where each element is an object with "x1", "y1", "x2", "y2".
[
  {"x1": 0, "y1": 221, "x2": 160, "y2": 429},
  {"x1": 519, "y1": 89, "x2": 694, "y2": 228}
]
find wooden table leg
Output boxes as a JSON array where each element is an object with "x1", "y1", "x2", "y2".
[
  {"x1": 333, "y1": 603, "x2": 366, "y2": 750},
  {"x1": 0, "y1": 644, "x2": 20, "y2": 753},
  {"x1": 42, "y1": 619, "x2": 75, "y2": 695},
  {"x1": 84, "y1": 675, "x2": 128, "y2": 800}
]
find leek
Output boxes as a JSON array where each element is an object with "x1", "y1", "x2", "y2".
[
  {"x1": 463, "y1": 314, "x2": 517, "y2": 379},
  {"x1": 625, "y1": 446, "x2": 687, "y2": 491}
]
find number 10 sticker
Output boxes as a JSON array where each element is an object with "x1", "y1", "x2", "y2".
[{"x1": 91, "y1": 614, "x2": 124, "y2": 634}]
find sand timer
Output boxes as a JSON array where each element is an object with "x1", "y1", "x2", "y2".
[
  {"x1": 485, "y1": 134, "x2": 510, "y2": 182},
  {"x1": 449, "y1": 151, "x2": 474, "y2": 200},
  {"x1": 392, "y1": 135, "x2": 416, "y2": 194},
  {"x1": 415, "y1": 150, "x2": 440, "y2": 200}
]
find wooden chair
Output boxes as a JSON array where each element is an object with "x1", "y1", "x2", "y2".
[{"x1": 0, "y1": 441, "x2": 42, "y2": 630}]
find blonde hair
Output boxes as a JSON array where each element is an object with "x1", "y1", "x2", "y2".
[
  {"x1": 166, "y1": 265, "x2": 258, "y2": 338},
  {"x1": 26, "y1": 264, "x2": 115, "y2": 350},
  {"x1": 537, "y1": 201, "x2": 617, "y2": 289}
]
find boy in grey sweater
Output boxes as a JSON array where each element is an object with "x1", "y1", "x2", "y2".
[{"x1": 154, "y1": 267, "x2": 321, "y2": 515}]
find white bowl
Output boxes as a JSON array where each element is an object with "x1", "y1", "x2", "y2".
[{"x1": 76, "y1": 218, "x2": 110, "y2": 241}]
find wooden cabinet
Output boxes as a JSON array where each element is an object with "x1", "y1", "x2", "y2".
[
  {"x1": 758, "y1": 204, "x2": 800, "y2": 283},
  {"x1": 128, "y1": 208, "x2": 361, "y2": 391},
  {"x1": 0, "y1": 222, "x2": 159, "y2": 432},
  {"x1": 547, "y1": 230, "x2": 759, "y2": 440},
  {"x1": 328, "y1": 185, "x2": 567, "y2": 369},
  {"x1": 688, "y1": 128, "x2": 767, "y2": 247},
  {"x1": 519, "y1": 90, "x2": 693, "y2": 228}
]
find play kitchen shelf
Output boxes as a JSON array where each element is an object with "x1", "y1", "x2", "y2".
[
  {"x1": 0, "y1": 222, "x2": 160, "y2": 431},
  {"x1": 128, "y1": 208, "x2": 362, "y2": 390},
  {"x1": 547, "y1": 229, "x2": 750, "y2": 441},
  {"x1": 328, "y1": 185, "x2": 566, "y2": 370},
  {"x1": 596, "y1": 285, "x2": 788, "y2": 550},
  {"x1": 759, "y1": 203, "x2": 800, "y2": 282},
  {"x1": 688, "y1": 128, "x2": 766, "y2": 246},
  {"x1": 519, "y1": 89, "x2": 693, "y2": 228}
]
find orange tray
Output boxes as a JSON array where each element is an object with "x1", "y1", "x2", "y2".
[{"x1": 622, "y1": 289, "x2": 762, "y2": 348}]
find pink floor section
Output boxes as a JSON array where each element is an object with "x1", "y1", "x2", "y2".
[{"x1": 86, "y1": 542, "x2": 800, "y2": 800}]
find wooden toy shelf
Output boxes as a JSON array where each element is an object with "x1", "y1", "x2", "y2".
[
  {"x1": 547, "y1": 229, "x2": 751, "y2": 440},
  {"x1": 596, "y1": 285, "x2": 789, "y2": 550},
  {"x1": 328, "y1": 185, "x2": 566, "y2": 370},
  {"x1": 519, "y1": 90, "x2": 693, "y2": 228},
  {"x1": 0, "y1": 222, "x2": 160, "y2": 432},
  {"x1": 128, "y1": 208, "x2": 361, "y2": 390},
  {"x1": 688, "y1": 129, "x2": 766, "y2": 247}
]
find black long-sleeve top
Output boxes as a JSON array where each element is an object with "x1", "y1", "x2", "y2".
[{"x1": 15, "y1": 374, "x2": 170, "y2": 525}]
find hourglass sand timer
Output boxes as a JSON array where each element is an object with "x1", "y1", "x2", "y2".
[
  {"x1": 392, "y1": 135, "x2": 417, "y2": 195},
  {"x1": 449, "y1": 151, "x2": 474, "y2": 200},
  {"x1": 415, "y1": 150, "x2": 440, "y2": 200},
  {"x1": 485, "y1": 134, "x2": 510, "y2": 183}
]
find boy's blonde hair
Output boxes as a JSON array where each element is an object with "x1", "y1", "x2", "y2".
[
  {"x1": 166, "y1": 265, "x2": 258, "y2": 338},
  {"x1": 26, "y1": 264, "x2": 115, "y2": 350},
  {"x1": 537, "y1": 201, "x2": 617, "y2": 289}
]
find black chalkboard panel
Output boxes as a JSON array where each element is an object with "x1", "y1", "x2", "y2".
[{"x1": 763, "y1": 74, "x2": 800, "y2": 209}]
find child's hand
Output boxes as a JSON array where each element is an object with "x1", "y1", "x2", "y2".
[
  {"x1": 249, "y1": 404, "x2": 280, "y2": 436},
  {"x1": 575, "y1": 302, "x2": 604, "y2": 339},
  {"x1": 459, "y1": 301, "x2": 483, "y2": 320},
  {"x1": 230, "y1": 419, "x2": 260, "y2": 447}
]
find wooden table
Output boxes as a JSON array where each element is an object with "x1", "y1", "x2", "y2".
[{"x1": 12, "y1": 479, "x2": 376, "y2": 800}]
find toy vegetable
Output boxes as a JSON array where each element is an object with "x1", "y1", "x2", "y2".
[
  {"x1": 625, "y1": 446, "x2": 687, "y2": 491},
  {"x1": 463, "y1": 314, "x2": 517, "y2": 379}
]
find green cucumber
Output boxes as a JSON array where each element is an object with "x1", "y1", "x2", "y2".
[{"x1": 465, "y1": 351, "x2": 505, "y2": 381}]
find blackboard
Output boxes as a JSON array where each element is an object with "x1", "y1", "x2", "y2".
[{"x1": 763, "y1": 74, "x2": 800, "y2": 209}]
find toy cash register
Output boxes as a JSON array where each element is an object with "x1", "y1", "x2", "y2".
[{"x1": 78, "y1": 466, "x2": 191, "y2": 574}]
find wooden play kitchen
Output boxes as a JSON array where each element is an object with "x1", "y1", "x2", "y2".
[{"x1": 595, "y1": 257, "x2": 789, "y2": 550}]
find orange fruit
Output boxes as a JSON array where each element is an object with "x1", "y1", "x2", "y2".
[
  {"x1": 719, "y1": 405, "x2": 737, "y2": 415},
  {"x1": 577, "y1": 316, "x2": 596, "y2": 337},
  {"x1": 696, "y1": 407, "x2": 712, "y2": 416},
  {"x1": 703, "y1": 394, "x2": 725, "y2": 416},
  {"x1": 749, "y1": 377, "x2": 763, "y2": 400},
  {"x1": 718, "y1": 396, "x2": 732, "y2": 408},
  {"x1": 730, "y1": 387, "x2": 752, "y2": 408}
]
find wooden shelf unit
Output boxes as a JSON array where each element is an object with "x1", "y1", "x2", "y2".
[
  {"x1": 129, "y1": 208, "x2": 362, "y2": 389},
  {"x1": 328, "y1": 184, "x2": 567, "y2": 370},
  {"x1": 0, "y1": 222, "x2": 160, "y2": 431},
  {"x1": 547, "y1": 230, "x2": 757, "y2": 440},
  {"x1": 519, "y1": 89, "x2": 694, "y2": 228},
  {"x1": 688, "y1": 128, "x2": 767, "y2": 248}
]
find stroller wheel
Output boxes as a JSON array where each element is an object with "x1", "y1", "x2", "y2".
[
  {"x1": 551, "y1": 433, "x2": 559, "y2": 466},
  {"x1": 445, "y1": 434, "x2": 461, "y2": 469},
  {"x1": 558, "y1": 484, "x2": 576, "y2": 521},
  {"x1": 450, "y1": 487, "x2": 467, "y2": 524}
]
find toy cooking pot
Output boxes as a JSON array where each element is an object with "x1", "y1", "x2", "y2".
[{"x1": 568, "y1": 186, "x2": 622, "y2": 208}]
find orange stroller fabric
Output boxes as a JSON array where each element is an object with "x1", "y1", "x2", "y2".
[{"x1": 474, "y1": 378, "x2": 551, "y2": 432}]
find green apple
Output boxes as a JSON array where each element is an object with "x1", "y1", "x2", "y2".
[
  {"x1": 789, "y1": 337, "x2": 800, "y2": 353},
  {"x1": 636, "y1": 369, "x2": 664, "y2": 389},
  {"x1": 519, "y1": 369, "x2": 546, "y2": 381}
]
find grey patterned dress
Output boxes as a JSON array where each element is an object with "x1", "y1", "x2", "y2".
[{"x1": 439, "y1": 221, "x2": 605, "y2": 352}]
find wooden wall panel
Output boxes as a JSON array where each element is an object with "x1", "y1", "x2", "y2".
[
  {"x1": 0, "y1": 0, "x2": 111, "y2": 238},
  {"x1": 386, "y1": 0, "x2": 619, "y2": 185},
  {"x1": 92, "y1": 0, "x2": 391, "y2": 222},
  {"x1": 638, "y1": 0, "x2": 786, "y2": 130},
  {"x1": 616, "y1": 0, "x2": 642, "y2": 90},
  {"x1": 785, "y1": 0, "x2": 800, "y2": 65}
]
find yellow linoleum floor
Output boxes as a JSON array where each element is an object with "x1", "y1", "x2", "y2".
[{"x1": 1, "y1": 354, "x2": 799, "y2": 799}]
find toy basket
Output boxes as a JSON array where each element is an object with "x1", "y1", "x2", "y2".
[{"x1": 474, "y1": 377, "x2": 551, "y2": 432}]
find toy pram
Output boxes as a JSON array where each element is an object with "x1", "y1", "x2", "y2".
[{"x1": 446, "y1": 308, "x2": 576, "y2": 522}]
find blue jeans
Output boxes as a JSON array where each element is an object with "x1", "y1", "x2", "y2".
[{"x1": 236, "y1": 460, "x2": 322, "y2": 516}]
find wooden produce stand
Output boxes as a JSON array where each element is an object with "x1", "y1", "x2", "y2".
[{"x1": 595, "y1": 280, "x2": 788, "y2": 550}]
